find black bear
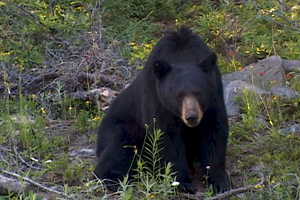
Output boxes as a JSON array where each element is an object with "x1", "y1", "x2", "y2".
[{"x1": 94, "y1": 26, "x2": 230, "y2": 193}]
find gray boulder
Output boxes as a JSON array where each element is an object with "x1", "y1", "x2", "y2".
[
  {"x1": 222, "y1": 56, "x2": 286, "y2": 88},
  {"x1": 282, "y1": 59, "x2": 300, "y2": 73},
  {"x1": 270, "y1": 86, "x2": 297, "y2": 99},
  {"x1": 223, "y1": 80, "x2": 268, "y2": 116},
  {"x1": 279, "y1": 124, "x2": 300, "y2": 134}
]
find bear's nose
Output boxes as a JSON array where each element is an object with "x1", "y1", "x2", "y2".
[{"x1": 186, "y1": 114, "x2": 198, "y2": 124}]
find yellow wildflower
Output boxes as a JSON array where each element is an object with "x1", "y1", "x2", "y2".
[
  {"x1": 92, "y1": 116, "x2": 100, "y2": 121},
  {"x1": 41, "y1": 108, "x2": 46, "y2": 114}
]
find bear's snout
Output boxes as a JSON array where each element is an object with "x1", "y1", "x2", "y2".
[
  {"x1": 181, "y1": 95, "x2": 203, "y2": 127},
  {"x1": 186, "y1": 113, "x2": 198, "y2": 124}
]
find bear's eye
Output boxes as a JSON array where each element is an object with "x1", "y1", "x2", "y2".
[
  {"x1": 195, "y1": 92, "x2": 201, "y2": 97},
  {"x1": 201, "y1": 67, "x2": 209, "y2": 73},
  {"x1": 177, "y1": 94, "x2": 183, "y2": 100}
]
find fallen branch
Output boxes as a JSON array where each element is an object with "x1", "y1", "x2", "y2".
[
  {"x1": 76, "y1": 72, "x2": 117, "y2": 86},
  {"x1": 68, "y1": 87, "x2": 116, "y2": 104},
  {"x1": 1, "y1": 169, "x2": 71, "y2": 198},
  {"x1": 18, "y1": 154, "x2": 43, "y2": 171},
  {"x1": 180, "y1": 172, "x2": 265, "y2": 200}
]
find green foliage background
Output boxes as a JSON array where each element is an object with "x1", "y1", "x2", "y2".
[
  {"x1": 1, "y1": 0, "x2": 300, "y2": 70},
  {"x1": 1, "y1": 0, "x2": 300, "y2": 199},
  {"x1": 0, "y1": 0, "x2": 95, "y2": 68}
]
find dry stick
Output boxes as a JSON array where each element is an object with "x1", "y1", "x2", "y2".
[
  {"x1": 1, "y1": 169, "x2": 71, "y2": 199},
  {"x1": 253, "y1": 2, "x2": 300, "y2": 33},
  {"x1": 17, "y1": 154, "x2": 43, "y2": 171},
  {"x1": 180, "y1": 172, "x2": 265, "y2": 200}
]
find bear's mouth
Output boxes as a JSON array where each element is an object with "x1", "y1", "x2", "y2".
[{"x1": 181, "y1": 95, "x2": 203, "y2": 127}]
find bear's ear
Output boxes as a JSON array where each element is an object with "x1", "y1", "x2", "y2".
[
  {"x1": 199, "y1": 51, "x2": 217, "y2": 72},
  {"x1": 153, "y1": 60, "x2": 171, "y2": 79}
]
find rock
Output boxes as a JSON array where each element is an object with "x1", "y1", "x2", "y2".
[
  {"x1": 10, "y1": 114, "x2": 36, "y2": 125},
  {"x1": 255, "y1": 117, "x2": 270, "y2": 128},
  {"x1": 279, "y1": 124, "x2": 300, "y2": 134},
  {"x1": 221, "y1": 56, "x2": 300, "y2": 116},
  {"x1": 0, "y1": 174, "x2": 31, "y2": 195},
  {"x1": 222, "y1": 56, "x2": 285, "y2": 88},
  {"x1": 79, "y1": 148, "x2": 96, "y2": 156},
  {"x1": 270, "y1": 86, "x2": 297, "y2": 99},
  {"x1": 100, "y1": 106, "x2": 110, "y2": 112},
  {"x1": 250, "y1": 162, "x2": 269, "y2": 172},
  {"x1": 69, "y1": 150, "x2": 78, "y2": 157},
  {"x1": 282, "y1": 59, "x2": 300, "y2": 73},
  {"x1": 223, "y1": 80, "x2": 268, "y2": 116},
  {"x1": 69, "y1": 148, "x2": 96, "y2": 157}
]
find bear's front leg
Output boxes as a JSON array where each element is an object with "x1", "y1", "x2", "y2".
[
  {"x1": 200, "y1": 126, "x2": 230, "y2": 193},
  {"x1": 162, "y1": 134, "x2": 195, "y2": 193},
  {"x1": 94, "y1": 141, "x2": 136, "y2": 191}
]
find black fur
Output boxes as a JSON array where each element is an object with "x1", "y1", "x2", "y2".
[{"x1": 94, "y1": 26, "x2": 230, "y2": 193}]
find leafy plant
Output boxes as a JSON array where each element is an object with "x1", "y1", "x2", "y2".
[
  {"x1": 117, "y1": 124, "x2": 178, "y2": 199},
  {"x1": 0, "y1": 0, "x2": 96, "y2": 68}
]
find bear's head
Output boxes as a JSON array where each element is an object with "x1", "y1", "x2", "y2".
[
  {"x1": 148, "y1": 27, "x2": 219, "y2": 128},
  {"x1": 153, "y1": 52, "x2": 218, "y2": 127}
]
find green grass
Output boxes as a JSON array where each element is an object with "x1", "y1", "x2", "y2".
[{"x1": 1, "y1": 0, "x2": 300, "y2": 199}]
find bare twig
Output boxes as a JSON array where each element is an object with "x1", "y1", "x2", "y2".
[
  {"x1": 253, "y1": 1, "x2": 300, "y2": 33},
  {"x1": 262, "y1": 16, "x2": 300, "y2": 33},
  {"x1": 179, "y1": 172, "x2": 266, "y2": 200},
  {"x1": 1, "y1": 169, "x2": 71, "y2": 199},
  {"x1": 17, "y1": 154, "x2": 43, "y2": 171}
]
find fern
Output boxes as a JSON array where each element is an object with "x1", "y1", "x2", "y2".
[
  {"x1": 143, "y1": 128, "x2": 164, "y2": 178},
  {"x1": 130, "y1": 121, "x2": 178, "y2": 197}
]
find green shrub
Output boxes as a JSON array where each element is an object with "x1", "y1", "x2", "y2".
[{"x1": 0, "y1": 0, "x2": 95, "y2": 68}]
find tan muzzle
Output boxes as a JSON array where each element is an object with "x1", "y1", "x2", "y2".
[{"x1": 181, "y1": 95, "x2": 203, "y2": 127}]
